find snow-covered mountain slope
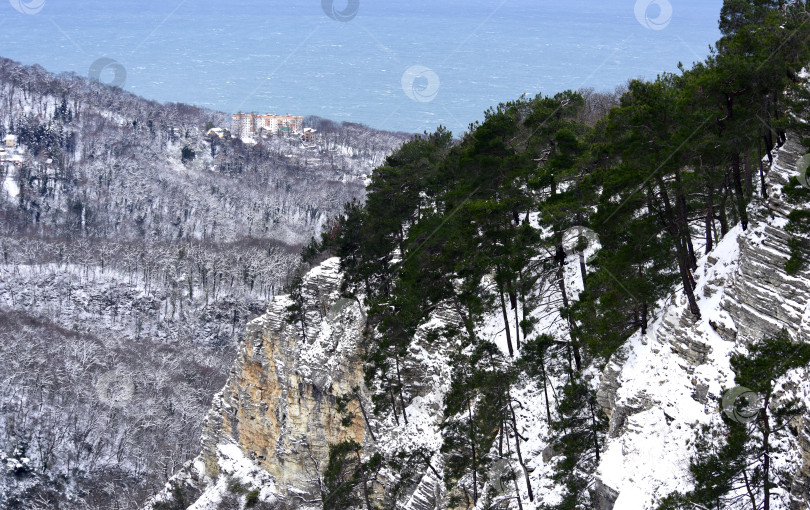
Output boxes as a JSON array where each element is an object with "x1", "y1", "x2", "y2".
[
  {"x1": 595, "y1": 137, "x2": 810, "y2": 509},
  {"x1": 147, "y1": 251, "x2": 588, "y2": 509},
  {"x1": 0, "y1": 56, "x2": 408, "y2": 509},
  {"x1": 151, "y1": 138, "x2": 810, "y2": 510},
  {"x1": 149, "y1": 257, "x2": 460, "y2": 509}
]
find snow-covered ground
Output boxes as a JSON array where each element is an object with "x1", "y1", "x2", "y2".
[
  {"x1": 595, "y1": 138, "x2": 810, "y2": 509},
  {"x1": 598, "y1": 225, "x2": 743, "y2": 508}
]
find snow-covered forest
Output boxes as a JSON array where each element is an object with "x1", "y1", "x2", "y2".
[{"x1": 0, "y1": 56, "x2": 408, "y2": 509}]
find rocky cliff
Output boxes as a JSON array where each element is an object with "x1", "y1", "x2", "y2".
[
  {"x1": 594, "y1": 138, "x2": 810, "y2": 509},
  {"x1": 149, "y1": 258, "x2": 372, "y2": 509},
  {"x1": 148, "y1": 251, "x2": 462, "y2": 510}
]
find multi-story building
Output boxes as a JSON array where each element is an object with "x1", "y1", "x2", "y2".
[
  {"x1": 231, "y1": 113, "x2": 303, "y2": 139},
  {"x1": 231, "y1": 113, "x2": 256, "y2": 139}
]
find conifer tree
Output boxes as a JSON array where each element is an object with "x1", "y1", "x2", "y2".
[
  {"x1": 541, "y1": 374, "x2": 607, "y2": 510},
  {"x1": 322, "y1": 440, "x2": 383, "y2": 510}
]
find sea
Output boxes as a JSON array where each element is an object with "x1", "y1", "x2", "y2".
[{"x1": 0, "y1": 0, "x2": 723, "y2": 135}]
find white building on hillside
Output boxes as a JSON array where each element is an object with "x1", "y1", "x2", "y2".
[{"x1": 231, "y1": 113, "x2": 303, "y2": 139}]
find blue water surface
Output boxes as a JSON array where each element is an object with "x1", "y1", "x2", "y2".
[{"x1": 0, "y1": 0, "x2": 722, "y2": 134}]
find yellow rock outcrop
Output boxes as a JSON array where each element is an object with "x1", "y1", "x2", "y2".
[{"x1": 200, "y1": 258, "x2": 369, "y2": 504}]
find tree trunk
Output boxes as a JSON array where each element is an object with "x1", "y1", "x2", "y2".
[
  {"x1": 719, "y1": 172, "x2": 729, "y2": 236},
  {"x1": 641, "y1": 301, "x2": 648, "y2": 335},
  {"x1": 540, "y1": 346, "x2": 552, "y2": 424},
  {"x1": 705, "y1": 175, "x2": 714, "y2": 254},
  {"x1": 763, "y1": 96, "x2": 775, "y2": 163},
  {"x1": 356, "y1": 392, "x2": 377, "y2": 442},
  {"x1": 678, "y1": 239, "x2": 701, "y2": 318},
  {"x1": 674, "y1": 169, "x2": 697, "y2": 270},
  {"x1": 744, "y1": 149, "x2": 753, "y2": 198},
  {"x1": 589, "y1": 396, "x2": 601, "y2": 464},
  {"x1": 498, "y1": 278, "x2": 515, "y2": 357},
  {"x1": 355, "y1": 450, "x2": 374, "y2": 510},
  {"x1": 657, "y1": 177, "x2": 701, "y2": 319},
  {"x1": 451, "y1": 292, "x2": 477, "y2": 343},
  {"x1": 509, "y1": 398, "x2": 534, "y2": 501},
  {"x1": 742, "y1": 468, "x2": 758, "y2": 510},
  {"x1": 774, "y1": 90, "x2": 787, "y2": 145},
  {"x1": 388, "y1": 383, "x2": 400, "y2": 426},
  {"x1": 556, "y1": 246, "x2": 581, "y2": 371},
  {"x1": 519, "y1": 268, "x2": 530, "y2": 343},
  {"x1": 763, "y1": 394, "x2": 771, "y2": 510},
  {"x1": 468, "y1": 402, "x2": 478, "y2": 506},
  {"x1": 510, "y1": 288, "x2": 521, "y2": 350},
  {"x1": 498, "y1": 420, "x2": 504, "y2": 457},
  {"x1": 759, "y1": 136, "x2": 768, "y2": 199},
  {"x1": 731, "y1": 153, "x2": 748, "y2": 230},
  {"x1": 577, "y1": 246, "x2": 588, "y2": 287}
]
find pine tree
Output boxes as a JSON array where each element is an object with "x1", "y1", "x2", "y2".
[
  {"x1": 442, "y1": 342, "x2": 512, "y2": 508},
  {"x1": 541, "y1": 374, "x2": 607, "y2": 510},
  {"x1": 322, "y1": 440, "x2": 382, "y2": 510},
  {"x1": 284, "y1": 268, "x2": 308, "y2": 341}
]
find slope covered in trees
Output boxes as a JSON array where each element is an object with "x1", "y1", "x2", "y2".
[
  {"x1": 302, "y1": 1, "x2": 810, "y2": 507},
  {"x1": 0, "y1": 57, "x2": 408, "y2": 509}
]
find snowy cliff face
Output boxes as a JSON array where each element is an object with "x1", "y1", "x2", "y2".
[
  {"x1": 200, "y1": 258, "x2": 370, "y2": 504},
  {"x1": 149, "y1": 257, "x2": 459, "y2": 509},
  {"x1": 149, "y1": 258, "x2": 371, "y2": 508},
  {"x1": 147, "y1": 250, "x2": 585, "y2": 510},
  {"x1": 595, "y1": 138, "x2": 810, "y2": 510}
]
